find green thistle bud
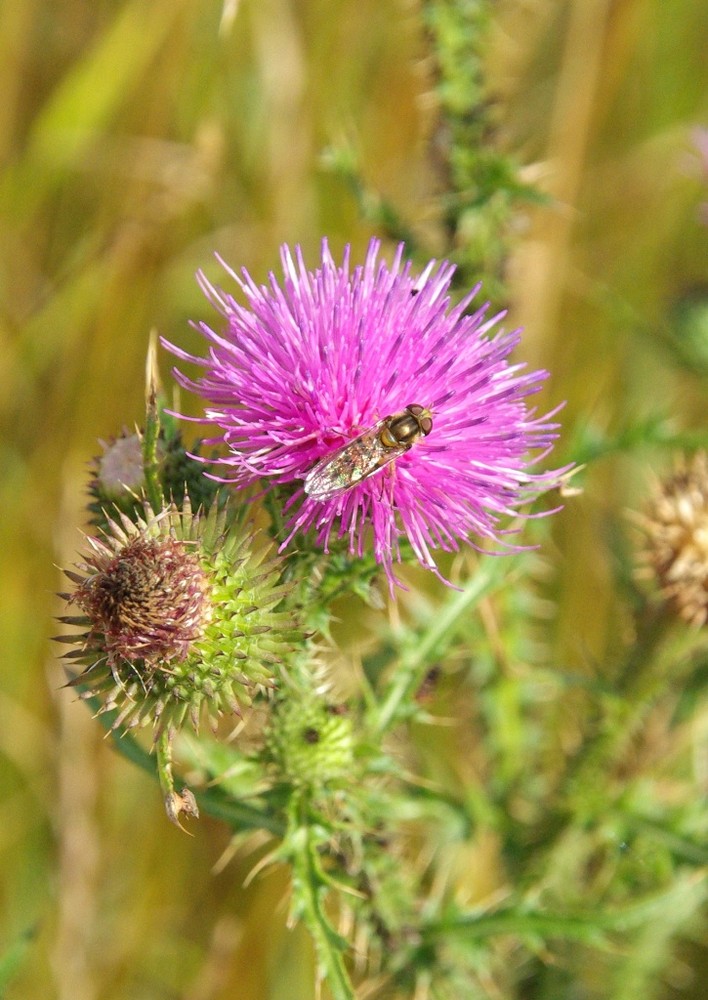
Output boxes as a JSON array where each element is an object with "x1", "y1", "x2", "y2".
[
  {"x1": 59, "y1": 501, "x2": 296, "y2": 736},
  {"x1": 264, "y1": 692, "x2": 355, "y2": 790}
]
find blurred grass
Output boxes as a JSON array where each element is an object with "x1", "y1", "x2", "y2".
[{"x1": 0, "y1": 0, "x2": 706, "y2": 998}]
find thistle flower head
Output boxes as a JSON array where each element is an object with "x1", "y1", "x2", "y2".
[
  {"x1": 166, "y1": 239, "x2": 566, "y2": 585},
  {"x1": 635, "y1": 451, "x2": 708, "y2": 627},
  {"x1": 72, "y1": 529, "x2": 209, "y2": 665},
  {"x1": 59, "y1": 501, "x2": 296, "y2": 736}
]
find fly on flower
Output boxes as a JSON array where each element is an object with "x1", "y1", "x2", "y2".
[
  {"x1": 304, "y1": 404, "x2": 433, "y2": 501},
  {"x1": 165, "y1": 238, "x2": 570, "y2": 586}
]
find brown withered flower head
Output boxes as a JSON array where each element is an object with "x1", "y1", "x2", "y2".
[
  {"x1": 71, "y1": 531, "x2": 209, "y2": 668},
  {"x1": 58, "y1": 501, "x2": 297, "y2": 737},
  {"x1": 635, "y1": 452, "x2": 708, "y2": 627}
]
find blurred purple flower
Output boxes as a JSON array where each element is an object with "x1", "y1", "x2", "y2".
[{"x1": 165, "y1": 239, "x2": 567, "y2": 585}]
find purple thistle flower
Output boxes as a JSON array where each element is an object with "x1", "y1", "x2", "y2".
[{"x1": 165, "y1": 239, "x2": 567, "y2": 586}]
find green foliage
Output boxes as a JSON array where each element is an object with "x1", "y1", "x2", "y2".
[
  {"x1": 77, "y1": 409, "x2": 708, "y2": 996},
  {"x1": 3, "y1": 0, "x2": 707, "y2": 998},
  {"x1": 323, "y1": 0, "x2": 542, "y2": 307},
  {"x1": 0, "y1": 926, "x2": 38, "y2": 998},
  {"x1": 420, "y1": 0, "x2": 543, "y2": 301}
]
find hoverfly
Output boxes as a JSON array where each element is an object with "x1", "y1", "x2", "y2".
[{"x1": 304, "y1": 404, "x2": 433, "y2": 501}]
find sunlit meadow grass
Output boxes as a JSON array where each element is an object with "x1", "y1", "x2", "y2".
[{"x1": 1, "y1": 1, "x2": 707, "y2": 998}]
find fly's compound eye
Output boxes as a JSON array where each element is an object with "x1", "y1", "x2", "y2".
[{"x1": 406, "y1": 404, "x2": 433, "y2": 437}]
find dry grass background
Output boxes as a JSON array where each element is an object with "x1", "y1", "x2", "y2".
[{"x1": 1, "y1": 1, "x2": 706, "y2": 998}]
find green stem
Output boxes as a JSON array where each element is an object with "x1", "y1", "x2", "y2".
[
  {"x1": 289, "y1": 795, "x2": 355, "y2": 1000},
  {"x1": 528, "y1": 604, "x2": 700, "y2": 862},
  {"x1": 561, "y1": 603, "x2": 679, "y2": 806},
  {"x1": 261, "y1": 483, "x2": 287, "y2": 537},
  {"x1": 155, "y1": 728, "x2": 175, "y2": 800},
  {"x1": 142, "y1": 378, "x2": 164, "y2": 512},
  {"x1": 373, "y1": 555, "x2": 515, "y2": 735},
  {"x1": 86, "y1": 696, "x2": 285, "y2": 835},
  {"x1": 421, "y1": 869, "x2": 708, "y2": 946}
]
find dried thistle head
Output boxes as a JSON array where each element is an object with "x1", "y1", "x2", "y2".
[{"x1": 634, "y1": 452, "x2": 708, "y2": 627}]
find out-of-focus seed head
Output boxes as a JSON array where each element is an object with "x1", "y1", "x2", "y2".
[{"x1": 635, "y1": 452, "x2": 708, "y2": 627}]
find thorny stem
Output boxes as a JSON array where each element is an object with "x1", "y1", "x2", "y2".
[
  {"x1": 155, "y1": 730, "x2": 199, "y2": 826},
  {"x1": 88, "y1": 700, "x2": 283, "y2": 833},
  {"x1": 289, "y1": 793, "x2": 355, "y2": 1000},
  {"x1": 524, "y1": 601, "x2": 703, "y2": 870},
  {"x1": 155, "y1": 728, "x2": 176, "y2": 801},
  {"x1": 262, "y1": 482, "x2": 287, "y2": 537},
  {"x1": 142, "y1": 371, "x2": 164, "y2": 513},
  {"x1": 420, "y1": 869, "x2": 708, "y2": 945}
]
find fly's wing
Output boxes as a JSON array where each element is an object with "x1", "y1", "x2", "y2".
[{"x1": 304, "y1": 424, "x2": 403, "y2": 500}]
